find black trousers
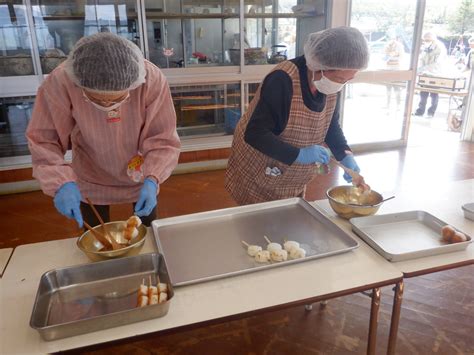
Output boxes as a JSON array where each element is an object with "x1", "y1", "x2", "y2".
[
  {"x1": 416, "y1": 91, "x2": 439, "y2": 115},
  {"x1": 80, "y1": 202, "x2": 157, "y2": 228}
]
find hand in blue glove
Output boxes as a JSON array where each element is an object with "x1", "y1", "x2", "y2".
[
  {"x1": 295, "y1": 145, "x2": 330, "y2": 165},
  {"x1": 134, "y1": 177, "x2": 158, "y2": 217},
  {"x1": 340, "y1": 154, "x2": 360, "y2": 183},
  {"x1": 53, "y1": 182, "x2": 83, "y2": 228}
]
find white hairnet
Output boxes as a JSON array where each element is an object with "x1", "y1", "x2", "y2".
[
  {"x1": 304, "y1": 27, "x2": 369, "y2": 71},
  {"x1": 64, "y1": 32, "x2": 146, "y2": 93}
]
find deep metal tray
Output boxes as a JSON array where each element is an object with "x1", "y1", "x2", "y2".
[
  {"x1": 462, "y1": 203, "x2": 474, "y2": 221},
  {"x1": 350, "y1": 211, "x2": 472, "y2": 262},
  {"x1": 152, "y1": 198, "x2": 359, "y2": 286},
  {"x1": 30, "y1": 253, "x2": 173, "y2": 341}
]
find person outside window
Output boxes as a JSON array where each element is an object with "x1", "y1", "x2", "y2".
[
  {"x1": 414, "y1": 31, "x2": 447, "y2": 118},
  {"x1": 384, "y1": 36, "x2": 405, "y2": 110},
  {"x1": 465, "y1": 37, "x2": 474, "y2": 72}
]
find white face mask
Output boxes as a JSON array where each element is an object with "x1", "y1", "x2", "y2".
[
  {"x1": 83, "y1": 91, "x2": 129, "y2": 112},
  {"x1": 312, "y1": 71, "x2": 345, "y2": 95}
]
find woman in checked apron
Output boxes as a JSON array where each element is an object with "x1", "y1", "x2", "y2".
[{"x1": 226, "y1": 27, "x2": 370, "y2": 205}]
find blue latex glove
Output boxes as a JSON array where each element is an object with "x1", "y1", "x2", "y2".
[
  {"x1": 340, "y1": 154, "x2": 360, "y2": 183},
  {"x1": 53, "y1": 182, "x2": 83, "y2": 228},
  {"x1": 295, "y1": 145, "x2": 330, "y2": 165},
  {"x1": 134, "y1": 177, "x2": 158, "y2": 217}
]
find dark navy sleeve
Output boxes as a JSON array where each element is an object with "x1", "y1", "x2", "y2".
[
  {"x1": 244, "y1": 70, "x2": 300, "y2": 165},
  {"x1": 324, "y1": 93, "x2": 351, "y2": 161}
]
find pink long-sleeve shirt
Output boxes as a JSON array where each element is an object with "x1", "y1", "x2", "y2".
[{"x1": 26, "y1": 60, "x2": 181, "y2": 205}]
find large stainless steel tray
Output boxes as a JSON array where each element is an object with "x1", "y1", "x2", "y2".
[
  {"x1": 152, "y1": 198, "x2": 359, "y2": 286},
  {"x1": 350, "y1": 211, "x2": 472, "y2": 262},
  {"x1": 30, "y1": 253, "x2": 173, "y2": 341}
]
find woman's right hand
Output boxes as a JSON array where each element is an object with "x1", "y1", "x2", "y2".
[
  {"x1": 53, "y1": 182, "x2": 83, "y2": 228},
  {"x1": 295, "y1": 145, "x2": 330, "y2": 165}
]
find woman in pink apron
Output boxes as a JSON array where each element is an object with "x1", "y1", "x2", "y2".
[
  {"x1": 226, "y1": 27, "x2": 369, "y2": 205},
  {"x1": 27, "y1": 32, "x2": 180, "y2": 227}
]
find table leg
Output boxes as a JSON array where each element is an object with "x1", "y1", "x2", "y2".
[
  {"x1": 367, "y1": 287, "x2": 381, "y2": 355},
  {"x1": 387, "y1": 280, "x2": 404, "y2": 355}
]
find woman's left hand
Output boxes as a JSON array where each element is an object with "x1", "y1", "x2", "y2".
[
  {"x1": 134, "y1": 177, "x2": 158, "y2": 217},
  {"x1": 340, "y1": 154, "x2": 360, "y2": 183}
]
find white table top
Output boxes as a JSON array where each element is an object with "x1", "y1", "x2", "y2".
[
  {"x1": 316, "y1": 179, "x2": 474, "y2": 276},
  {"x1": 0, "y1": 216, "x2": 402, "y2": 354},
  {"x1": 0, "y1": 248, "x2": 13, "y2": 277}
]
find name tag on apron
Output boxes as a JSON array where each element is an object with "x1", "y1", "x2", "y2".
[
  {"x1": 127, "y1": 155, "x2": 144, "y2": 182},
  {"x1": 106, "y1": 110, "x2": 121, "y2": 123}
]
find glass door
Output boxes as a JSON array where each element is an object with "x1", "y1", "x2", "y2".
[{"x1": 343, "y1": 0, "x2": 423, "y2": 148}]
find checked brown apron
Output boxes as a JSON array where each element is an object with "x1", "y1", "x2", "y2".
[{"x1": 225, "y1": 61, "x2": 337, "y2": 205}]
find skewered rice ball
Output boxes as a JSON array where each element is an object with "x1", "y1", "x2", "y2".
[
  {"x1": 270, "y1": 249, "x2": 288, "y2": 262},
  {"x1": 283, "y1": 240, "x2": 300, "y2": 252},
  {"x1": 289, "y1": 247, "x2": 306, "y2": 259},
  {"x1": 266, "y1": 242, "x2": 282, "y2": 253},
  {"x1": 247, "y1": 245, "x2": 263, "y2": 256},
  {"x1": 441, "y1": 225, "x2": 456, "y2": 242},
  {"x1": 255, "y1": 250, "x2": 271, "y2": 263},
  {"x1": 450, "y1": 231, "x2": 467, "y2": 243}
]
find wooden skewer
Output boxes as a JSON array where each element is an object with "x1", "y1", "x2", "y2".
[
  {"x1": 85, "y1": 197, "x2": 121, "y2": 250},
  {"x1": 83, "y1": 221, "x2": 113, "y2": 249},
  {"x1": 241, "y1": 240, "x2": 250, "y2": 247},
  {"x1": 263, "y1": 235, "x2": 272, "y2": 244}
]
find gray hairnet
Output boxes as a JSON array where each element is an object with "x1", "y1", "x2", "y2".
[
  {"x1": 304, "y1": 27, "x2": 369, "y2": 71},
  {"x1": 64, "y1": 32, "x2": 145, "y2": 93}
]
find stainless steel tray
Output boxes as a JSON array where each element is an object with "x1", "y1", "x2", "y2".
[
  {"x1": 152, "y1": 198, "x2": 359, "y2": 286},
  {"x1": 350, "y1": 211, "x2": 472, "y2": 262},
  {"x1": 462, "y1": 203, "x2": 474, "y2": 221},
  {"x1": 30, "y1": 253, "x2": 173, "y2": 341}
]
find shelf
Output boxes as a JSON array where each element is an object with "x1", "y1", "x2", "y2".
[
  {"x1": 176, "y1": 123, "x2": 227, "y2": 138},
  {"x1": 40, "y1": 15, "x2": 138, "y2": 21},
  {"x1": 173, "y1": 95, "x2": 213, "y2": 101},
  {"x1": 145, "y1": 12, "x2": 319, "y2": 20},
  {"x1": 244, "y1": 13, "x2": 321, "y2": 18},
  {"x1": 146, "y1": 13, "x2": 239, "y2": 20},
  {"x1": 36, "y1": 10, "x2": 322, "y2": 21},
  {"x1": 180, "y1": 104, "x2": 239, "y2": 111}
]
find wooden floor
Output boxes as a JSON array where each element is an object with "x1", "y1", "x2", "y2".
[{"x1": 1, "y1": 138, "x2": 473, "y2": 354}]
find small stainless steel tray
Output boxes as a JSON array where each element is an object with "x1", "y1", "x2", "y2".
[
  {"x1": 350, "y1": 211, "x2": 472, "y2": 262},
  {"x1": 152, "y1": 198, "x2": 359, "y2": 286},
  {"x1": 462, "y1": 203, "x2": 474, "y2": 221},
  {"x1": 30, "y1": 253, "x2": 173, "y2": 341}
]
